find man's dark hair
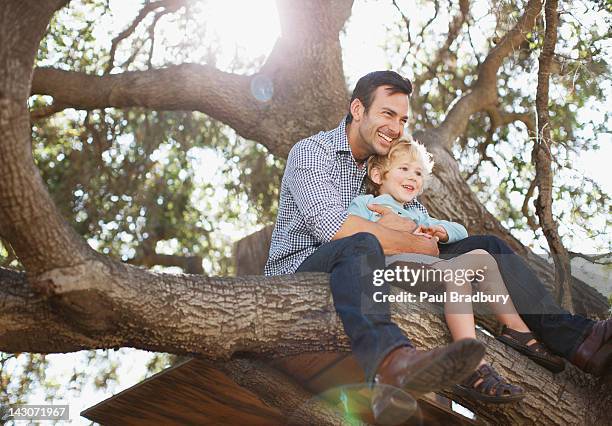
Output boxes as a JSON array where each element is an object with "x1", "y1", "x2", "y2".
[{"x1": 346, "y1": 71, "x2": 413, "y2": 123}]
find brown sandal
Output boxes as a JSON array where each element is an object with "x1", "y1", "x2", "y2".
[
  {"x1": 454, "y1": 364, "x2": 525, "y2": 404},
  {"x1": 497, "y1": 325, "x2": 565, "y2": 373}
]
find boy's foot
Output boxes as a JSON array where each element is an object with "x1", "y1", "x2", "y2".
[
  {"x1": 453, "y1": 363, "x2": 525, "y2": 404},
  {"x1": 497, "y1": 325, "x2": 565, "y2": 373},
  {"x1": 371, "y1": 338, "x2": 485, "y2": 424}
]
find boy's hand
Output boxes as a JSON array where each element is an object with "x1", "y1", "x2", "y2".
[
  {"x1": 415, "y1": 225, "x2": 449, "y2": 242},
  {"x1": 413, "y1": 226, "x2": 435, "y2": 240},
  {"x1": 368, "y1": 204, "x2": 417, "y2": 233}
]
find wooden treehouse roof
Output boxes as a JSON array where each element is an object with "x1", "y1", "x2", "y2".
[{"x1": 82, "y1": 352, "x2": 478, "y2": 425}]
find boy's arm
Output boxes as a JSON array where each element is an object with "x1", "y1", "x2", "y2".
[
  {"x1": 420, "y1": 216, "x2": 468, "y2": 244},
  {"x1": 347, "y1": 195, "x2": 375, "y2": 221}
]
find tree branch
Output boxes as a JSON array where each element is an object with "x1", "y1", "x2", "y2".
[
  {"x1": 29, "y1": 100, "x2": 70, "y2": 121},
  {"x1": 412, "y1": 0, "x2": 469, "y2": 87},
  {"x1": 31, "y1": 0, "x2": 354, "y2": 158},
  {"x1": 129, "y1": 252, "x2": 204, "y2": 274},
  {"x1": 435, "y1": 0, "x2": 543, "y2": 148},
  {"x1": 568, "y1": 252, "x2": 612, "y2": 266},
  {"x1": 105, "y1": 0, "x2": 188, "y2": 74},
  {"x1": 532, "y1": 0, "x2": 573, "y2": 312},
  {"x1": 218, "y1": 358, "x2": 354, "y2": 425},
  {"x1": 1, "y1": 265, "x2": 610, "y2": 424},
  {"x1": 485, "y1": 106, "x2": 536, "y2": 133},
  {"x1": 521, "y1": 178, "x2": 539, "y2": 231}
]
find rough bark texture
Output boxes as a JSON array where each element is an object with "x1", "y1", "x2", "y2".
[
  {"x1": 0, "y1": 0, "x2": 91, "y2": 275},
  {"x1": 0, "y1": 265, "x2": 345, "y2": 356},
  {"x1": 533, "y1": 0, "x2": 574, "y2": 312},
  {"x1": 1, "y1": 266, "x2": 610, "y2": 424},
  {"x1": 0, "y1": 0, "x2": 610, "y2": 424}
]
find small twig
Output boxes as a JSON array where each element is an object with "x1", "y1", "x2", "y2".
[
  {"x1": 30, "y1": 101, "x2": 69, "y2": 121},
  {"x1": 105, "y1": 0, "x2": 187, "y2": 74},
  {"x1": 521, "y1": 178, "x2": 539, "y2": 231}
]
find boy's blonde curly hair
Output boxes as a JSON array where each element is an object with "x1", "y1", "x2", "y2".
[{"x1": 365, "y1": 135, "x2": 434, "y2": 196}]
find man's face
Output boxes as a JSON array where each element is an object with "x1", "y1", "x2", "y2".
[{"x1": 352, "y1": 86, "x2": 409, "y2": 158}]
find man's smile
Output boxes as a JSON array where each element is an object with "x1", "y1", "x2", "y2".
[{"x1": 377, "y1": 131, "x2": 393, "y2": 143}]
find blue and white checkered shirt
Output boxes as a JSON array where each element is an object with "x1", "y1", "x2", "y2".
[{"x1": 264, "y1": 118, "x2": 428, "y2": 276}]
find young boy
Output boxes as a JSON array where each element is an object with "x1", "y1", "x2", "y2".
[{"x1": 348, "y1": 137, "x2": 565, "y2": 403}]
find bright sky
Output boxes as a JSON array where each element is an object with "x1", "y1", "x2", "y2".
[{"x1": 10, "y1": 1, "x2": 610, "y2": 424}]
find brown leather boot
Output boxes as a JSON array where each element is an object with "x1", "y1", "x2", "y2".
[
  {"x1": 571, "y1": 319, "x2": 612, "y2": 376},
  {"x1": 371, "y1": 339, "x2": 485, "y2": 425}
]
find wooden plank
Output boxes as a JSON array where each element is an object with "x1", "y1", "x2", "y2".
[
  {"x1": 81, "y1": 359, "x2": 284, "y2": 425},
  {"x1": 270, "y1": 352, "x2": 348, "y2": 383}
]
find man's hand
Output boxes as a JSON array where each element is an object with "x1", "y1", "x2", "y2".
[
  {"x1": 415, "y1": 225, "x2": 449, "y2": 242},
  {"x1": 384, "y1": 232, "x2": 440, "y2": 256},
  {"x1": 368, "y1": 204, "x2": 417, "y2": 233}
]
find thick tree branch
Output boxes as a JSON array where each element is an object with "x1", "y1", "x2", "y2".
[
  {"x1": 218, "y1": 358, "x2": 355, "y2": 425},
  {"x1": 1, "y1": 265, "x2": 610, "y2": 424},
  {"x1": 435, "y1": 0, "x2": 543, "y2": 148},
  {"x1": 1, "y1": 0, "x2": 91, "y2": 275},
  {"x1": 32, "y1": 65, "x2": 253, "y2": 127},
  {"x1": 532, "y1": 0, "x2": 573, "y2": 312}
]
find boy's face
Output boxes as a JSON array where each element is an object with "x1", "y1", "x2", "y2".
[{"x1": 374, "y1": 153, "x2": 424, "y2": 204}]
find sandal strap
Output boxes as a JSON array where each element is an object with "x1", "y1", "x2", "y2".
[
  {"x1": 501, "y1": 325, "x2": 536, "y2": 346},
  {"x1": 501, "y1": 326, "x2": 553, "y2": 355},
  {"x1": 462, "y1": 364, "x2": 523, "y2": 397}
]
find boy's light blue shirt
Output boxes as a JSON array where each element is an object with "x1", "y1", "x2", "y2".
[{"x1": 348, "y1": 194, "x2": 468, "y2": 244}]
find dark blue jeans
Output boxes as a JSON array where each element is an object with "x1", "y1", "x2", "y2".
[
  {"x1": 297, "y1": 233, "x2": 594, "y2": 383},
  {"x1": 439, "y1": 235, "x2": 594, "y2": 358},
  {"x1": 296, "y1": 232, "x2": 412, "y2": 383}
]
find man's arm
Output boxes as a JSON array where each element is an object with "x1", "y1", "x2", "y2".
[{"x1": 333, "y1": 215, "x2": 440, "y2": 256}]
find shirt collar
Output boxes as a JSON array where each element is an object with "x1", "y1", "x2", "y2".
[
  {"x1": 330, "y1": 117, "x2": 351, "y2": 153},
  {"x1": 375, "y1": 193, "x2": 422, "y2": 211}
]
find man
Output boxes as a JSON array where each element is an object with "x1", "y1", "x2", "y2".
[
  {"x1": 265, "y1": 71, "x2": 610, "y2": 422},
  {"x1": 265, "y1": 71, "x2": 486, "y2": 423}
]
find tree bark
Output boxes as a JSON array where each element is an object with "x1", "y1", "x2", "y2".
[
  {"x1": 1, "y1": 266, "x2": 609, "y2": 424},
  {"x1": 218, "y1": 358, "x2": 360, "y2": 425}
]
